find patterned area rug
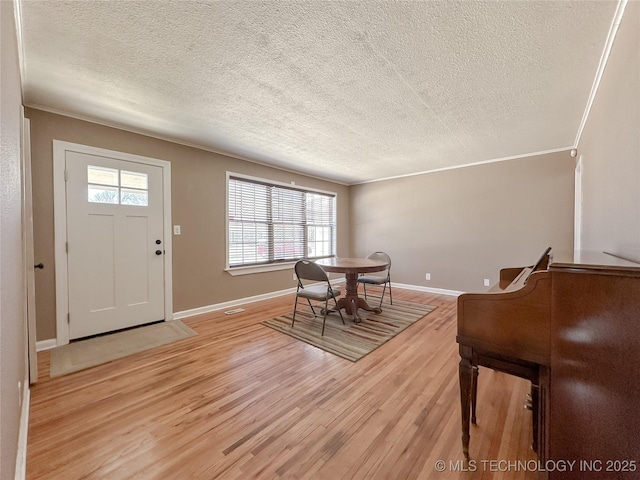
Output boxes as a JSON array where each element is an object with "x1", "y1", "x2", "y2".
[
  {"x1": 50, "y1": 320, "x2": 197, "y2": 377},
  {"x1": 262, "y1": 299, "x2": 436, "y2": 361}
]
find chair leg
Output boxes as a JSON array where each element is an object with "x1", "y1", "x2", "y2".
[
  {"x1": 306, "y1": 298, "x2": 316, "y2": 316},
  {"x1": 292, "y1": 297, "x2": 299, "y2": 327},
  {"x1": 321, "y1": 299, "x2": 329, "y2": 335},
  {"x1": 379, "y1": 283, "x2": 386, "y2": 308},
  {"x1": 388, "y1": 281, "x2": 393, "y2": 305},
  {"x1": 362, "y1": 283, "x2": 368, "y2": 300}
]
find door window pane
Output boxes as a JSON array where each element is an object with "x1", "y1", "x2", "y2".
[
  {"x1": 121, "y1": 170, "x2": 148, "y2": 189},
  {"x1": 88, "y1": 166, "x2": 149, "y2": 206},
  {"x1": 121, "y1": 188, "x2": 149, "y2": 206},
  {"x1": 88, "y1": 185, "x2": 119, "y2": 204},
  {"x1": 88, "y1": 166, "x2": 119, "y2": 186}
]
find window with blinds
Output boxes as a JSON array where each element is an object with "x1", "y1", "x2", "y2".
[{"x1": 227, "y1": 175, "x2": 337, "y2": 268}]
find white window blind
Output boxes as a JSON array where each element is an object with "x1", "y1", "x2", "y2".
[{"x1": 228, "y1": 175, "x2": 336, "y2": 267}]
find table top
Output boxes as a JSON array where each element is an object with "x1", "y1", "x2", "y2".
[{"x1": 315, "y1": 257, "x2": 388, "y2": 274}]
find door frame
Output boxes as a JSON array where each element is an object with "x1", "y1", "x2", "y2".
[
  {"x1": 574, "y1": 155, "x2": 583, "y2": 253},
  {"x1": 22, "y1": 111, "x2": 38, "y2": 382},
  {"x1": 53, "y1": 140, "x2": 173, "y2": 346}
]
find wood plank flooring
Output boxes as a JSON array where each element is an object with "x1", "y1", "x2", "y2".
[{"x1": 27, "y1": 289, "x2": 538, "y2": 479}]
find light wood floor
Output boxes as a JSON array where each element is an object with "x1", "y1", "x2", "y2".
[{"x1": 28, "y1": 289, "x2": 538, "y2": 479}]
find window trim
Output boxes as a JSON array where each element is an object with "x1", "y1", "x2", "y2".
[
  {"x1": 223, "y1": 260, "x2": 296, "y2": 276},
  {"x1": 225, "y1": 172, "x2": 337, "y2": 273}
]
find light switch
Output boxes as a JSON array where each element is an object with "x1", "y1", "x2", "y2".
[{"x1": 173, "y1": 225, "x2": 181, "y2": 235}]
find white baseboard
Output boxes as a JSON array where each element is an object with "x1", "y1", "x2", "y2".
[
  {"x1": 173, "y1": 279, "x2": 345, "y2": 320},
  {"x1": 392, "y1": 282, "x2": 464, "y2": 297},
  {"x1": 15, "y1": 382, "x2": 30, "y2": 480},
  {"x1": 36, "y1": 338, "x2": 57, "y2": 352},
  {"x1": 173, "y1": 286, "x2": 298, "y2": 320},
  {"x1": 173, "y1": 279, "x2": 457, "y2": 321}
]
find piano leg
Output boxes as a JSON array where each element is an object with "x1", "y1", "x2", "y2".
[
  {"x1": 459, "y1": 345, "x2": 473, "y2": 460},
  {"x1": 471, "y1": 365, "x2": 478, "y2": 424},
  {"x1": 531, "y1": 382, "x2": 539, "y2": 453}
]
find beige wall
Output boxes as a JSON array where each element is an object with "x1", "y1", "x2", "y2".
[
  {"x1": 350, "y1": 151, "x2": 575, "y2": 292},
  {"x1": 1, "y1": 1, "x2": 28, "y2": 478},
  {"x1": 26, "y1": 3, "x2": 637, "y2": 342},
  {"x1": 28, "y1": 106, "x2": 577, "y2": 341},
  {"x1": 578, "y1": 1, "x2": 639, "y2": 259},
  {"x1": 27, "y1": 108, "x2": 350, "y2": 341}
]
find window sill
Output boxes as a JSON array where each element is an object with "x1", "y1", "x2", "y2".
[{"x1": 225, "y1": 262, "x2": 296, "y2": 276}]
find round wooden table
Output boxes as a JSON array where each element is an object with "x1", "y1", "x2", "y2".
[{"x1": 315, "y1": 257, "x2": 389, "y2": 322}]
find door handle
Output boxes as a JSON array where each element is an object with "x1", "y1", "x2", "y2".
[
  {"x1": 155, "y1": 250, "x2": 163, "y2": 256},
  {"x1": 34, "y1": 263, "x2": 44, "y2": 269}
]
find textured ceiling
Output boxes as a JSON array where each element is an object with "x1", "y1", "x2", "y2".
[{"x1": 18, "y1": 1, "x2": 620, "y2": 184}]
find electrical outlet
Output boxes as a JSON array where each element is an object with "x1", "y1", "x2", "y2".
[
  {"x1": 425, "y1": 273, "x2": 431, "y2": 280},
  {"x1": 173, "y1": 225, "x2": 181, "y2": 235},
  {"x1": 483, "y1": 278, "x2": 490, "y2": 287},
  {"x1": 293, "y1": 273, "x2": 297, "y2": 281}
]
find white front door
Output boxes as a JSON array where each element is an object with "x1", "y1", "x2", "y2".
[{"x1": 65, "y1": 151, "x2": 166, "y2": 339}]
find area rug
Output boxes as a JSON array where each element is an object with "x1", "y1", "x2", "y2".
[
  {"x1": 50, "y1": 320, "x2": 197, "y2": 378},
  {"x1": 262, "y1": 299, "x2": 436, "y2": 361}
]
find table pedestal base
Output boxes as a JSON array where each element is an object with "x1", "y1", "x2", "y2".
[{"x1": 338, "y1": 273, "x2": 382, "y2": 322}]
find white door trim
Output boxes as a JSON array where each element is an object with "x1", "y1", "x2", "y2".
[
  {"x1": 53, "y1": 140, "x2": 173, "y2": 346},
  {"x1": 22, "y1": 113, "x2": 38, "y2": 383},
  {"x1": 574, "y1": 155, "x2": 583, "y2": 253}
]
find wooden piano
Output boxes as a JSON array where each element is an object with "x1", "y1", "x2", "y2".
[{"x1": 457, "y1": 248, "x2": 640, "y2": 479}]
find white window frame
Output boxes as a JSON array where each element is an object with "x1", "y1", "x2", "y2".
[{"x1": 225, "y1": 172, "x2": 337, "y2": 276}]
